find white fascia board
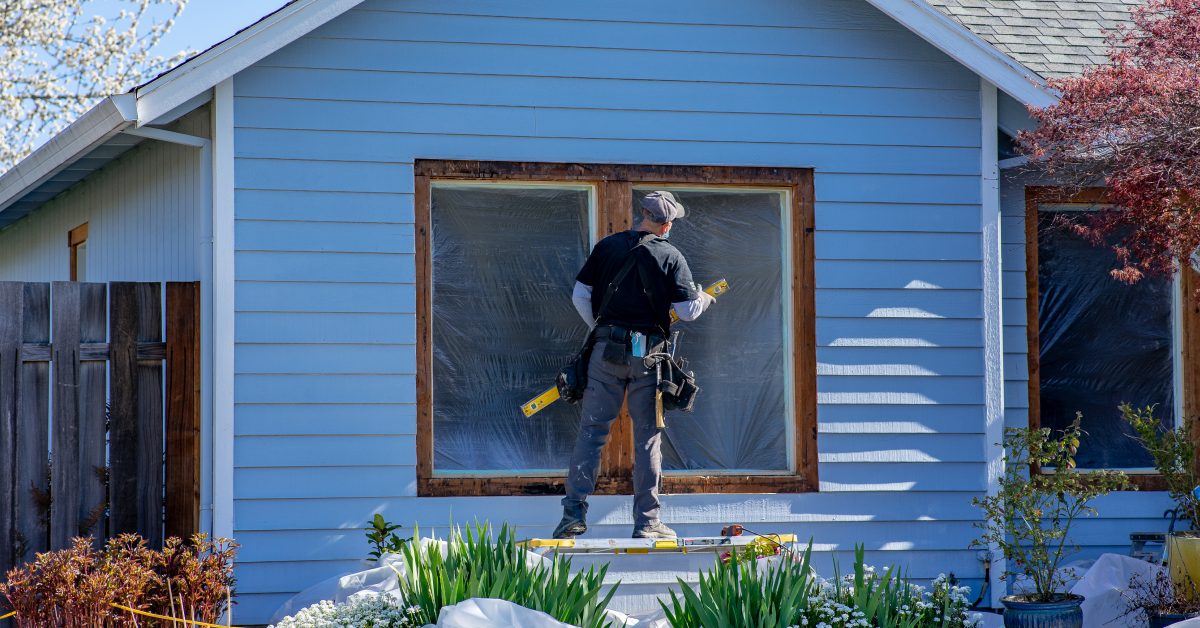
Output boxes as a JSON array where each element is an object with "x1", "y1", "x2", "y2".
[
  {"x1": 134, "y1": 0, "x2": 366, "y2": 125},
  {"x1": 0, "y1": 94, "x2": 138, "y2": 214},
  {"x1": 864, "y1": 0, "x2": 1059, "y2": 108}
]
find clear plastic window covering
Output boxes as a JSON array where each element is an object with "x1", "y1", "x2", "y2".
[
  {"x1": 634, "y1": 188, "x2": 790, "y2": 472},
  {"x1": 431, "y1": 184, "x2": 592, "y2": 472},
  {"x1": 1037, "y1": 211, "x2": 1173, "y2": 469}
]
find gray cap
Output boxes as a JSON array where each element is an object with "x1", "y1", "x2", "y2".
[{"x1": 640, "y1": 191, "x2": 686, "y2": 223}]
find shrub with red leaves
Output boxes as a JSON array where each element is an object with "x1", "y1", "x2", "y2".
[
  {"x1": 1020, "y1": 0, "x2": 1200, "y2": 286},
  {"x1": 0, "y1": 533, "x2": 238, "y2": 628}
]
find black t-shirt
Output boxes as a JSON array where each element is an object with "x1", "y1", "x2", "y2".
[{"x1": 576, "y1": 230, "x2": 699, "y2": 335}]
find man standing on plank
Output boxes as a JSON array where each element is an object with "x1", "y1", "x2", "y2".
[{"x1": 554, "y1": 191, "x2": 715, "y2": 540}]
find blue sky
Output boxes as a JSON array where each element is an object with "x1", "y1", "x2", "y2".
[{"x1": 152, "y1": 0, "x2": 294, "y2": 56}]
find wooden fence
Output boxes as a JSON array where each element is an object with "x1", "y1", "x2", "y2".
[{"x1": 0, "y1": 281, "x2": 200, "y2": 573}]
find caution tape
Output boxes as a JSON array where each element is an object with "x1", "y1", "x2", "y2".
[{"x1": 111, "y1": 603, "x2": 243, "y2": 628}]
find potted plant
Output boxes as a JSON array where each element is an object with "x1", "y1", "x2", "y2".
[
  {"x1": 1123, "y1": 405, "x2": 1200, "y2": 591},
  {"x1": 972, "y1": 417, "x2": 1132, "y2": 628},
  {"x1": 1121, "y1": 568, "x2": 1200, "y2": 628}
]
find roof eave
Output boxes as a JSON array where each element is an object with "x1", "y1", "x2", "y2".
[
  {"x1": 0, "y1": 94, "x2": 138, "y2": 215},
  {"x1": 863, "y1": 0, "x2": 1059, "y2": 107}
]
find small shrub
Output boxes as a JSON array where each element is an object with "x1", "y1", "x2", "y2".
[
  {"x1": 398, "y1": 522, "x2": 618, "y2": 628},
  {"x1": 0, "y1": 533, "x2": 238, "y2": 628},
  {"x1": 366, "y1": 514, "x2": 407, "y2": 561}
]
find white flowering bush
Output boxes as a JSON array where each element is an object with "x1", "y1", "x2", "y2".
[
  {"x1": 271, "y1": 597, "x2": 422, "y2": 628},
  {"x1": 0, "y1": 0, "x2": 195, "y2": 170}
]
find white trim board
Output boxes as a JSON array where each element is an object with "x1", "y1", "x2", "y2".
[{"x1": 210, "y1": 78, "x2": 236, "y2": 540}]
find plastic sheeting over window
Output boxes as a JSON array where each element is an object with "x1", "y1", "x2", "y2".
[
  {"x1": 634, "y1": 188, "x2": 790, "y2": 472},
  {"x1": 431, "y1": 184, "x2": 591, "y2": 472},
  {"x1": 1037, "y1": 211, "x2": 1173, "y2": 469}
]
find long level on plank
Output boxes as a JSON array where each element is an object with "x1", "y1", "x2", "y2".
[
  {"x1": 520, "y1": 279, "x2": 730, "y2": 418},
  {"x1": 519, "y1": 533, "x2": 795, "y2": 554}
]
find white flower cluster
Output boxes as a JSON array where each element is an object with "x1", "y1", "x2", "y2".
[
  {"x1": 0, "y1": 0, "x2": 195, "y2": 171},
  {"x1": 783, "y1": 571, "x2": 985, "y2": 628},
  {"x1": 271, "y1": 597, "x2": 422, "y2": 628}
]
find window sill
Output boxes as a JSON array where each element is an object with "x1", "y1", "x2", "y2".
[{"x1": 417, "y1": 475, "x2": 817, "y2": 497}]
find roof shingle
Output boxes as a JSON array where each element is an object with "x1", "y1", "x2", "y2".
[{"x1": 925, "y1": 0, "x2": 1141, "y2": 77}]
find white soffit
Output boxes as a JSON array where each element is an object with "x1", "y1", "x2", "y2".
[
  {"x1": 134, "y1": 0, "x2": 367, "y2": 125},
  {"x1": 863, "y1": 0, "x2": 1059, "y2": 108}
]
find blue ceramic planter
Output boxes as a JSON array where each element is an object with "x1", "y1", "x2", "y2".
[{"x1": 1001, "y1": 595, "x2": 1084, "y2": 628}]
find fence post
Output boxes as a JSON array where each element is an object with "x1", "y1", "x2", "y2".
[
  {"x1": 109, "y1": 283, "x2": 138, "y2": 537},
  {"x1": 79, "y1": 284, "x2": 107, "y2": 540},
  {"x1": 0, "y1": 282, "x2": 22, "y2": 575},
  {"x1": 136, "y1": 283, "x2": 164, "y2": 549},
  {"x1": 166, "y1": 282, "x2": 200, "y2": 541},
  {"x1": 49, "y1": 282, "x2": 80, "y2": 551},
  {"x1": 17, "y1": 284, "x2": 49, "y2": 560}
]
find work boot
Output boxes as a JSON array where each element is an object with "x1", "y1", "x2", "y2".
[
  {"x1": 632, "y1": 520, "x2": 677, "y2": 539},
  {"x1": 553, "y1": 504, "x2": 587, "y2": 539}
]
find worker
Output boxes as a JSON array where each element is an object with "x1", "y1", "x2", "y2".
[{"x1": 554, "y1": 191, "x2": 716, "y2": 540}]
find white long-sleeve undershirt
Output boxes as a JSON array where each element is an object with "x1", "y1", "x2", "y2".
[{"x1": 572, "y1": 281, "x2": 712, "y2": 329}]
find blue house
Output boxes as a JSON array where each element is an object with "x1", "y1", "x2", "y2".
[{"x1": 0, "y1": 0, "x2": 1174, "y2": 623}]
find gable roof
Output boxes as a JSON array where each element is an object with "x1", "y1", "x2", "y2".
[
  {"x1": 0, "y1": 0, "x2": 1059, "y2": 226},
  {"x1": 925, "y1": 0, "x2": 1142, "y2": 78}
]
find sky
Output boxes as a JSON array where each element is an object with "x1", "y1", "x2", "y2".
[{"x1": 152, "y1": 0, "x2": 294, "y2": 56}]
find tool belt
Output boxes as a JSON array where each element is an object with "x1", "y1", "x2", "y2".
[{"x1": 595, "y1": 325, "x2": 664, "y2": 366}]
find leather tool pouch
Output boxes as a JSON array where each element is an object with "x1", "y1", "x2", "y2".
[
  {"x1": 658, "y1": 355, "x2": 700, "y2": 413},
  {"x1": 556, "y1": 331, "x2": 595, "y2": 404}
]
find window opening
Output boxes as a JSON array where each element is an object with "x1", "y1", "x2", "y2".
[
  {"x1": 429, "y1": 182, "x2": 595, "y2": 474},
  {"x1": 1035, "y1": 204, "x2": 1174, "y2": 469},
  {"x1": 631, "y1": 187, "x2": 792, "y2": 473},
  {"x1": 69, "y1": 222, "x2": 88, "y2": 282}
]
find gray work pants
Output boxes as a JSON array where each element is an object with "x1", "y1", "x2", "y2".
[{"x1": 563, "y1": 340, "x2": 663, "y2": 526}]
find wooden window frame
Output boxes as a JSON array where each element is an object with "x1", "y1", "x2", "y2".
[
  {"x1": 414, "y1": 160, "x2": 818, "y2": 497},
  {"x1": 1025, "y1": 186, "x2": 1200, "y2": 490},
  {"x1": 68, "y1": 222, "x2": 88, "y2": 281}
]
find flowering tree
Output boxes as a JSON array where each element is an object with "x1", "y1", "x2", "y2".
[
  {"x1": 0, "y1": 0, "x2": 193, "y2": 171},
  {"x1": 1019, "y1": 0, "x2": 1200, "y2": 285}
]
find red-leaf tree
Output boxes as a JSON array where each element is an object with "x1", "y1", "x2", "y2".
[{"x1": 1019, "y1": 0, "x2": 1200, "y2": 285}]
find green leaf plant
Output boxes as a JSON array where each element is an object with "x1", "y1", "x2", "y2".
[
  {"x1": 971, "y1": 418, "x2": 1132, "y2": 602},
  {"x1": 661, "y1": 540, "x2": 816, "y2": 628},
  {"x1": 1122, "y1": 404, "x2": 1199, "y2": 526},
  {"x1": 365, "y1": 513, "x2": 407, "y2": 561},
  {"x1": 397, "y1": 522, "x2": 619, "y2": 628}
]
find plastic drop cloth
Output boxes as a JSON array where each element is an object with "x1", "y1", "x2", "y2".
[
  {"x1": 431, "y1": 185, "x2": 592, "y2": 471},
  {"x1": 435, "y1": 599, "x2": 666, "y2": 628},
  {"x1": 1037, "y1": 212, "x2": 1173, "y2": 469},
  {"x1": 634, "y1": 188, "x2": 790, "y2": 471},
  {"x1": 268, "y1": 540, "x2": 555, "y2": 626}
]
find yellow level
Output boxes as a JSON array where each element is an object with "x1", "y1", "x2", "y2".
[
  {"x1": 520, "y1": 279, "x2": 729, "y2": 418},
  {"x1": 519, "y1": 533, "x2": 796, "y2": 554}
]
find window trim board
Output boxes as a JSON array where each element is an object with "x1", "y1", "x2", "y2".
[{"x1": 413, "y1": 160, "x2": 817, "y2": 497}]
